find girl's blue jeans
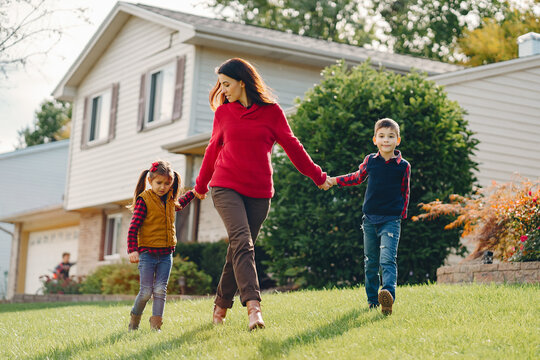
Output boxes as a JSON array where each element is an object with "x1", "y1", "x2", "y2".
[
  {"x1": 362, "y1": 216, "x2": 401, "y2": 305},
  {"x1": 131, "y1": 252, "x2": 173, "y2": 317}
]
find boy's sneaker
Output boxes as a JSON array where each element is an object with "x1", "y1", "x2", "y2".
[{"x1": 378, "y1": 290, "x2": 393, "y2": 316}]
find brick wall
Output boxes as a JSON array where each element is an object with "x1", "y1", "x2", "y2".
[
  {"x1": 437, "y1": 262, "x2": 540, "y2": 284},
  {"x1": 77, "y1": 210, "x2": 105, "y2": 275}
]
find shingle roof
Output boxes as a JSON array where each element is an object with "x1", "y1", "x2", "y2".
[{"x1": 134, "y1": 3, "x2": 461, "y2": 75}]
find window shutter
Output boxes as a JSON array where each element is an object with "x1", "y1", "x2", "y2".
[
  {"x1": 108, "y1": 82, "x2": 119, "y2": 141},
  {"x1": 172, "y1": 55, "x2": 186, "y2": 121},
  {"x1": 80, "y1": 97, "x2": 89, "y2": 149},
  {"x1": 137, "y1": 74, "x2": 146, "y2": 132}
]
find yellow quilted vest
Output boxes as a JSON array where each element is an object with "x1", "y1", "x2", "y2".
[{"x1": 137, "y1": 189, "x2": 177, "y2": 248}]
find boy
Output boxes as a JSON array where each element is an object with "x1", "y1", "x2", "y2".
[
  {"x1": 54, "y1": 252, "x2": 76, "y2": 280},
  {"x1": 328, "y1": 118, "x2": 411, "y2": 315}
]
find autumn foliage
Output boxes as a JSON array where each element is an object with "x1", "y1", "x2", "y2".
[{"x1": 413, "y1": 177, "x2": 540, "y2": 262}]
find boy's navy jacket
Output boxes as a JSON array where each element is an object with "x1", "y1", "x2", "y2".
[{"x1": 336, "y1": 150, "x2": 411, "y2": 219}]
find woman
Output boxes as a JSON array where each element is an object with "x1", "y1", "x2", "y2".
[{"x1": 193, "y1": 58, "x2": 331, "y2": 330}]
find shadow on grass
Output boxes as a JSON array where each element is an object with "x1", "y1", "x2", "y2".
[
  {"x1": 115, "y1": 323, "x2": 214, "y2": 360},
  {"x1": 0, "y1": 301, "x2": 132, "y2": 313},
  {"x1": 256, "y1": 307, "x2": 383, "y2": 359},
  {"x1": 29, "y1": 331, "x2": 129, "y2": 360}
]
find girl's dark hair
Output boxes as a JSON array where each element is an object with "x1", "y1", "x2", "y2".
[
  {"x1": 128, "y1": 160, "x2": 182, "y2": 211},
  {"x1": 209, "y1": 58, "x2": 276, "y2": 111}
]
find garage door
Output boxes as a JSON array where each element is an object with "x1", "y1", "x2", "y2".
[{"x1": 25, "y1": 227, "x2": 79, "y2": 294}]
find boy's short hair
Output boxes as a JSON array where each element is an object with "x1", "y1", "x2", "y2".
[
  {"x1": 62, "y1": 252, "x2": 70, "y2": 257},
  {"x1": 374, "y1": 118, "x2": 400, "y2": 137}
]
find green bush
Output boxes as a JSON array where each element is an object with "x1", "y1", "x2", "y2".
[
  {"x1": 168, "y1": 255, "x2": 212, "y2": 295},
  {"x1": 176, "y1": 239, "x2": 275, "y2": 290},
  {"x1": 40, "y1": 275, "x2": 82, "y2": 294},
  {"x1": 79, "y1": 261, "x2": 139, "y2": 294},
  {"x1": 79, "y1": 257, "x2": 212, "y2": 295},
  {"x1": 261, "y1": 61, "x2": 477, "y2": 287}
]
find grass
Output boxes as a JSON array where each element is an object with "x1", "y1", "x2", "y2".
[{"x1": 0, "y1": 283, "x2": 538, "y2": 359}]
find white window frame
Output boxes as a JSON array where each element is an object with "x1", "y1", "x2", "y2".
[
  {"x1": 86, "y1": 88, "x2": 112, "y2": 144},
  {"x1": 145, "y1": 61, "x2": 176, "y2": 127},
  {"x1": 104, "y1": 213, "x2": 123, "y2": 260}
]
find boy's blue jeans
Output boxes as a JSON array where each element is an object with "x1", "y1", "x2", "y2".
[
  {"x1": 362, "y1": 216, "x2": 401, "y2": 305},
  {"x1": 131, "y1": 252, "x2": 173, "y2": 317}
]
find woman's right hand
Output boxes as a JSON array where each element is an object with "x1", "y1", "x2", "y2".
[{"x1": 128, "y1": 251, "x2": 140, "y2": 263}]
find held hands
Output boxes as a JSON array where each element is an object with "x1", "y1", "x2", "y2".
[
  {"x1": 318, "y1": 176, "x2": 336, "y2": 191},
  {"x1": 193, "y1": 189, "x2": 207, "y2": 200},
  {"x1": 128, "y1": 251, "x2": 140, "y2": 263}
]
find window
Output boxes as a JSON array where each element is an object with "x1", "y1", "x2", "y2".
[
  {"x1": 146, "y1": 61, "x2": 175, "y2": 125},
  {"x1": 137, "y1": 56, "x2": 185, "y2": 132},
  {"x1": 81, "y1": 83, "x2": 119, "y2": 149},
  {"x1": 104, "y1": 214, "x2": 122, "y2": 258},
  {"x1": 88, "y1": 89, "x2": 112, "y2": 142}
]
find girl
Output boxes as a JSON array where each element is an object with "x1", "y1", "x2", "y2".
[
  {"x1": 193, "y1": 58, "x2": 330, "y2": 330},
  {"x1": 127, "y1": 160, "x2": 194, "y2": 331}
]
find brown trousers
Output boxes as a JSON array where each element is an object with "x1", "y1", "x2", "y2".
[{"x1": 211, "y1": 187, "x2": 271, "y2": 308}]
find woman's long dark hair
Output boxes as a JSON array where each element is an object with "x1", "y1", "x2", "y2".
[{"x1": 209, "y1": 58, "x2": 276, "y2": 111}]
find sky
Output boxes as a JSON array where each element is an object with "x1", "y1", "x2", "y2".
[{"x1": 0, "y1": 0, "x2": 210, "y2": 154}]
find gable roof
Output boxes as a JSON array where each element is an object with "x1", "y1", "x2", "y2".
[
  {"x1": 53, "y1": 1, "x2": 461, "y2": 100},
  {"x1": 429, "y1": 54, "x2": 540, "y2": 85}
]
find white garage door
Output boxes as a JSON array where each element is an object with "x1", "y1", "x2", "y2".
[{"x1": 25, "y1": 227, "x2": 79, "y2": 294}]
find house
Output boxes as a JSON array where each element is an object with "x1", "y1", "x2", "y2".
[
  {"x1": 0, "y1": 140, "x2": 79, "y2": 297},
  {"x1": 45, "y1": 1, "x2": 458, "y2": 284},
  {"x1": 429, "y1": 32, "x2": 540, "y2": 187},
  {"x1": 0, "y1": 225, "x2": 12, "y2": 299}
]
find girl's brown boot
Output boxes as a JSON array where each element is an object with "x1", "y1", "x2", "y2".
[
  {"x1": 149, "y1": 316, "x2": 163, "y2": 331},
  {"x1": 128, "y1": 312, "x2": 142, "y2": 331},
  {"x1": 213, "y1": 304, "x2": 227, "y2": 324},
  {"x1": 246, "y1": 300, "x2": 265, "y2": 330}
]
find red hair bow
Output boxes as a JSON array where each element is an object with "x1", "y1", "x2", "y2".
[{"x1": 150, "y1": 162, "x2": 159, "y2": 172}]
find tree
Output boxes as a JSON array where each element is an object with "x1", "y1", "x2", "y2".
[
  {"x1": 455, "y1": 8, "x2": 540, "y2": 66},
  {"x1": 0, "y1": 0, "x2": 88, "y2": 77},
  {"x1": 17, "y1": 99, "x2": 71, "y2": 148},
  {"x1": 202, "y1": 0, "x2": 374, "y2": 46},
  {"x1": 371, "y1": 0, "x2": 509, "y2": 62},
  {"x1": 260, "y1": 61, "x2": 478, "y2": 288}
]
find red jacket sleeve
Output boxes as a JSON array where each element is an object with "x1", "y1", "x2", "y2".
[
  {"x1": 274, "y1": 107, "x2": 326, "y2": 186},
  {"x1": 195, "y1": 113, "x2": 223, "y2": 194}
]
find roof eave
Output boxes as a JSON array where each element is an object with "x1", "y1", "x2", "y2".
[
  {"x1": 52, "y1": 2, "x2": 195, "y2": 101},
  {"x1": 429, "y1": 54, "x2": 540, "y2": 84}
]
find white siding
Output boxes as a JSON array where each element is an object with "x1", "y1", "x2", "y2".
[
  {"x1": 437, "y1": 68, "x2": 540, "y2": 186},
  {"x1": 66, "y1": 17, "x2": 196, "y2": 210},
  {"x1": 0, "y1": 141, "x2": 68, "y2": 218},
  {"x1": 193, "y1": 47, "x2": 324, "y2": 134}
]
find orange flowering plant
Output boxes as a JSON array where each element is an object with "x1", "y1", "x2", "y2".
[{"x1": 412, "y1": 177, "x2": 539, "y2": 262}]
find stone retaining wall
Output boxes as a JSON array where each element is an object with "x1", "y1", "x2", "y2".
[{"x1": 437, "y1": 261, "x2": 540, "y2": 284}]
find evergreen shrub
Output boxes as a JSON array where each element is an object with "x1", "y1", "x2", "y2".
[{"x1": 261, "y1": 61, "x2": 478, "y2": 287}]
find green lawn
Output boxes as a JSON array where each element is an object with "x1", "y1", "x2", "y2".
[{"x1": 1, "y1": 283, "x2": 538, "y2": 359}]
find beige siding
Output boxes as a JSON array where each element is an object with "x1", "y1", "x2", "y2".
[
  {"x1": 438, "y1": 68, "x2": 540, "y2": 186},
  {"x1": 193, "y1": 47, "x2": 323, "y2": 134},
  {"x1": 66, "y1": 17, "x2": 195, "y2": 210}
]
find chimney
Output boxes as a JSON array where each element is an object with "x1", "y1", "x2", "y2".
[{"x1": 517, "y1": 32, "x2": 540, "y2": 58}]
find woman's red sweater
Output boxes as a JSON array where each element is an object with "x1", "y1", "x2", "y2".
[{"x1": 195, "y1": 102, "x2": 327, "y2": 198}]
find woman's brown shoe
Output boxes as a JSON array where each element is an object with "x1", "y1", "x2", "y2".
[
  {"x1": 213, "y1": 304, "x2": 227, "y2": 324},
  {"x1": 246, "y1": 300, "x2": 265, "y2": 330}
]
